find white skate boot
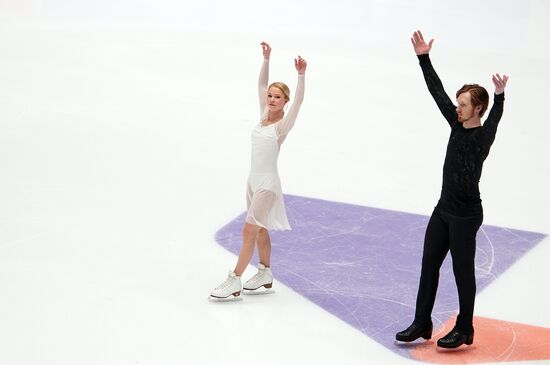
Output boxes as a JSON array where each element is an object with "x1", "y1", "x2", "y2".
[
  {"x1": 209, "y1": 271, "x2": 242, "y2": 302},
  {"x1": 243, "y1": 264, "x2": 274, "y2": 295}
]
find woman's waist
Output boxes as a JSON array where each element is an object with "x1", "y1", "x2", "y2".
[
  {"x1": 250, "y1": 159, "x2": 279, "y2": 172},
  {"x1": 248, "y1": 169, "x2": 279, "y2": 175}
]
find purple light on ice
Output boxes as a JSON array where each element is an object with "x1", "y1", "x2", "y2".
[{"x1": 214, "y1": 194, "x2": 547, "y2": 358}]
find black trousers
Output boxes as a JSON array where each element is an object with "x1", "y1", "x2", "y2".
[{"x1": 414, "y1": 205, "x2": 483, "y2": 332}]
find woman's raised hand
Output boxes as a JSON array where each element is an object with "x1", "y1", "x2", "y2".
[
  {"x1": 261, "y1": 42, "x2": 271, "y2": 59},
  {"x1": 295, "y1": 56, "x2": 307, "y2": 75}
]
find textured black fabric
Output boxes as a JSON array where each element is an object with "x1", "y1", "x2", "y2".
[
  {"x1": 414, "y1": 206, "x2": 483, "y2": 332},
  {"x1": 418, "y1": 54, "x2": 505, "y2": 216}
]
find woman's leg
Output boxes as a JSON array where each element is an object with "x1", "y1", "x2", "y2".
[
  {"x1": 233, "y1": 222, "x2": 261, "y2": 276},
  {"x1": 234, "y1": 189, "x2": 276, "y2": 276},
  {"x1": 256, "y1": 228, "x2": 271, "y2": 267}
]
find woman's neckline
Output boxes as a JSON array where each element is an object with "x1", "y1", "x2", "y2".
[{"x1": 260, "y1": 117, "x2": 284, "y2": 127}]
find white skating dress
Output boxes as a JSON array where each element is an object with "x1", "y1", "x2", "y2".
[{"x1": 245, "y1": 59, "x2": 305, "y2": 230}]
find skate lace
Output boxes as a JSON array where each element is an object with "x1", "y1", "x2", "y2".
[
  {"x1": 246, "y1": 271, "x2": 264, "y2": 285},
  {"x1": 215, "y1": 274, "x2": 235, "y2": 290}
]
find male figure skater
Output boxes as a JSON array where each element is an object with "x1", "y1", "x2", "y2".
[{"x1": 396, "y1": 30, "x2": 509, "y2": 348}]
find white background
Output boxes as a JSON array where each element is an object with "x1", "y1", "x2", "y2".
[{"x1": 1, "y1": 1, "x2": 549, "y2": 364}]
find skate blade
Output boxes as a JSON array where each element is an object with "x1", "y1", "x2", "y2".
[
  {"x1": 242, "y1": 288, "x2": 275, "y2": 296},
  {"x1": 208, "y1": 295, "x2": 243, "y2": 302},
  {"x1": 208, "y1": 293, "x2": 243, "y2": 303}
]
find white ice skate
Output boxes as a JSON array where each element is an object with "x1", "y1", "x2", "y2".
[
  {"x1": 209, "y1": 271, "x2": 242, "y2": 302},
  {"x1": 243, "y1": 264, "x2": 274, "y2": 295}
]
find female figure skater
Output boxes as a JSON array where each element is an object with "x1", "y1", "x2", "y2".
[{"x1": 210, "y1": 42, "x2": 307, "y2": 300}]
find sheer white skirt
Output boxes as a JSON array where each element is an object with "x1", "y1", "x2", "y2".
[{"x1": 245, "y1": 172, "x2": 291, "y2": 230}]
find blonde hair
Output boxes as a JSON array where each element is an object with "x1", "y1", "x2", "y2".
[{"x1": 268, "y1": 82, "x2": 290, "y2": 102}]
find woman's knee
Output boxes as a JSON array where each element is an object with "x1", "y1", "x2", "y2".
[{"x1": 242, "y1": 222, "x2": 260, "y2": 237}]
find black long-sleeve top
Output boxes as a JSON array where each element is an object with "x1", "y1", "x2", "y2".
[{"x1": 418, "y1": 54, "x2": 505, "y2": 216}]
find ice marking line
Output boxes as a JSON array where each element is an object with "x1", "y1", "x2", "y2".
[{"x1": 216, "y1": 194, "x2": 548, "y2": 359}]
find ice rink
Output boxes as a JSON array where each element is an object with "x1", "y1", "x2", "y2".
[{"x1": 1, "y1": 1, "x2": 550, "y2": 364}]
